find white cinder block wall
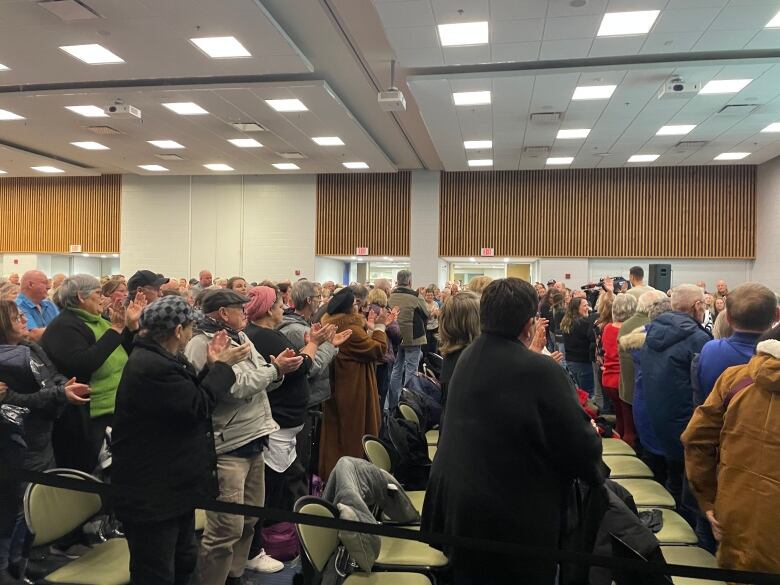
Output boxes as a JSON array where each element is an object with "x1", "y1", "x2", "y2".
[
  {"x1": 754, "y1": 157, "x2": 780, "y2": 291},
  {"x1": 410, "y1": 170, "x2": 441, "y2": 287}
]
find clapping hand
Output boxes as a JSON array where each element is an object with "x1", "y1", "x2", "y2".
[
  {"x1": 549, "y1": 351, "x2": 564, "y2": 364},
  {"x1": 366, "y1": 309, "x2": 377, "y2": 331},
  {"x1": 64, "y1": 377, "x2": 91, "y2": 405},
  {"x1": 305, "y1": 323, "x2": 335, "y2": 346},
  {"x1": 529, "y1": 317, "x2": 549, "y2": 353},
  {"x1": 108, "y1": 302, "x2": 127, "y2": 333},
  {"x1": 0, "y1": 381, "x2": 7, "y2": 403},
  {"x1": 388, "y1": 306, "x2": 400, "y2": 325},
  {"x1": 207, "y1": 331, "x2": 250, "y2": 366},
  {"x1": 331, "y1": 328, "x2": 353, "y2": 347},
  {"x1": 271, "y1": 347, "x2": 304, "y2": 374},
  {"x1": 126, "y1": 291, "x2": 148, "y2": 331}
]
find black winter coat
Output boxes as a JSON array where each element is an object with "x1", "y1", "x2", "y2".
[
  {"x1": 421, "y1": 333, "x2": 603, "y2": 585},
  {"x1": 111, "y1": 336, "x2": 235, "y2": 523}
]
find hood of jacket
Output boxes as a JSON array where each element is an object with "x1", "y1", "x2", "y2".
[
  {"x1": 749, "y1": 340, "x2": 780, "y2": 393},
  {"x1": 645, "y1": 311, "x2": 707, "y2": 353},
  {"x1": 618, "y1": 326, "x2": 647, "y2": 352}
]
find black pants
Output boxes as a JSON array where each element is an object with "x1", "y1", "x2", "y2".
[
  {"x1": 123, "y1": 512, "x2": 196, "y2": 585},
  {"x1": 376, "y1": 363, "x2": 390, "y2": 411}
]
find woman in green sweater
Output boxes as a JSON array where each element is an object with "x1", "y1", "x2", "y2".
[{"x1": 42, "y1": 274, "x2": 145, "y2": 472}]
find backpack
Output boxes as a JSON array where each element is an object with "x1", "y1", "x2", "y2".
[
  {"x1": 400, "y1": 388, "x2": 442, "y2": 432},
  {"x1": 379, "y1": 412, "x2": 431, "y2": 491}
]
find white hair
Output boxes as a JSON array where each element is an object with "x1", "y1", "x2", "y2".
[
  {"x1": 58, "y1": 274, "x2": 101, "y2": 309},
  {"x1": 637, "y1": 290, "x2": 668, "y2": 313},
  {"x1": 671, "y1": 284, "x2": 704, "y2": 312}
]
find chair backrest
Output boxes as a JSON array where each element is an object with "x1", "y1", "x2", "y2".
[
  {"x1": 294, "y1": 497, "x2": 340, "y2": 573},
  {"x1": 362, "y1": 435, "x2": 392, "y2": 472},
  {"x1": 24, "y1": 468, "x2": 103, "y2": 546},
  {"x1": 399, "y1": 403, "x2": 420, "y2": 426}
]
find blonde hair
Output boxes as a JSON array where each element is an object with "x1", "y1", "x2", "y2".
[
  {"x1": 467, "y1": 276, "x2": 493, "y2": 296},
  {"x1": 367, "y1": 288, "x2": 388, "y2": 307},
  {"x1": 438, "y1": 291, "x2": 480, "y2": 355}
]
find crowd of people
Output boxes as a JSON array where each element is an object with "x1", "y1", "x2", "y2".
[{"x1": 0, "y1": 264, "x2": 778, "y2": 585}]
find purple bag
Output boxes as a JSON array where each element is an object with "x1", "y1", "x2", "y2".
[{"x1": 261, "y1": 522, "x2": 299, "y2": 561}]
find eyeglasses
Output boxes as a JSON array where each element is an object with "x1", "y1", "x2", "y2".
[{"x1": 13, "y1": 314, "x2": 26, "y2": 323}]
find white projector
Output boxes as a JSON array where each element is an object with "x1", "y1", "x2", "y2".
[
  {"x1": 378, "y1": 89, "x2": 406, "y2": 112},
  {"x1": 104, "y1": 103, "x2": 142, "y2": 119},
  {"x1": 658, "y1": 79, "x2": 701, "y2": 100}
]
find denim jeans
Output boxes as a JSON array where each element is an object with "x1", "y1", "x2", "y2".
[
  {"x1": 683, "y1": 477, "x2": 718, "y2": 553},
  {"x1": 388, "y1": 346, "x2": 422, "y2": 411},
  {"x1": 567, "y1": 361, "x2": 595, "y2": 397}
]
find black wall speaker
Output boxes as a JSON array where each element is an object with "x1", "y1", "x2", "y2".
[{"x1": 648, "y1": 263, "x2": 672, "y2": 292}]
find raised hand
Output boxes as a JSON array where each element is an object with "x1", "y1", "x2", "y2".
[
  {"x1": 0, "y1": 381, "x2": 7, "y2": 402},
  {"x1": 207, "y1": 331, "x2": 241, "y2": 365},
  {"x1": 331, "y1": 328, "x2": 353, "y2": 347},
  {"x1": 375, "y1": 308, "x2": 390, "y2": 326},
  {"x1": 529, "y1": 317, "x2": 549, "y2": 353},
  {"x1": 64, "y1": 377, "x2": 91, "y2": 404},
  {"x1": 549, "y1": 351, "x2": 564, "y2": 364},
  {"x1": 365, "y1": 309, "x2": 377, "y2": 331},
  {"x1": 388, "y1": 306, "x2": 401, "y2": 324},
  {"x1": 271, "y1": 347, "x2": 304, "y2": 374},
  {"x1": 108, "y1": 302, "x2": 127, "y2": 332},
  {"x1": 309, "y1": 323, "x2": 334, "y2": 345}
]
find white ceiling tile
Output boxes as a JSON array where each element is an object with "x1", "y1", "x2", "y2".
[
  {"x1": 489, "y1": 0, "x2": 548, "y2": 20},
  {"x1": 589, "y1": 36, "x2": 645, "y2": 58},
  {"x1": 394, "y1": 47, "x2": 444, "y2": 66},
  {"x1": 666, "y1": 0, "x2": 727, "y2": 8},
  {"x1": 543, "y1": 15, "x2": 602, "y2": 40},
  {"x1": 385, "y1": 26, "x2": 439, "y2": 49},
  {"x1": 606, "y1": 0, "x2": 667, "y2": 10},
  {"x1": 640, "y1": 32, "x2": 701, "y2": 54},
  {"x1": 491, "y1": 42, "x2": 540, "y2": 62},
  {"x1": 540, "y1": 38, "x2": 593, "y2": 60},
  {"x1": 708, "y1": 5, "x2": 779, "y2": 30},
  {"x1": 491, "y1": 18, "x2": 545, "y2": 43},
  {"x1": 653, "y1": 9, "x2": 718, "y2": 33},
  {"x1": 693, "y1": 29, "x2": 756, "y2": 50},
  {"x1": 374, "y1": 0, "x2": 436, "y2": 28},
  {"x1": 745, "y1": 29, "x2": 780, "y2": 49},
  {"x1": 547, "y1": 0, "x2": 608, "y2": 17},
  {"x1": 431, "y1": 0, "x2": 489, "y2": 21},
  {"x1": 443, "y1": 45, "x2": 492, "y2": 65}
]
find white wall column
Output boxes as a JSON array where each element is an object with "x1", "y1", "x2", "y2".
[
  {"x1": 754, "y1": 157, "x2": 780, "y2": 290},
  {"x1": 409, "y1": 170, "x2": 441, "y2": 287}
]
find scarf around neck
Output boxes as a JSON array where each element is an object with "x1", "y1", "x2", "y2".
[{"x1": 196, "y1": 315, "x2": 242, "y2": 345}]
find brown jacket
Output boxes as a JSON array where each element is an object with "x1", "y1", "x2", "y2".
[
  {"x1": 319, "y1": 311, "x2": 388, "y2": 479},
  {"x1": 682, "y1": 339, "x2": 780, "y2": 574}
]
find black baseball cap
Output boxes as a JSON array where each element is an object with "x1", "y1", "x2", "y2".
[
  {"x1": 201, "y1": 289, "x2": 249, "y2": 314},
  {"x1": 128, "y1": 270, "x2": 169, "y2": 293}
]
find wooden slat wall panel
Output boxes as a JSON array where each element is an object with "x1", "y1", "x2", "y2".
[
  {"x1": 440, "y1": 166, "x2": 755, "y2": 258},
  {"x1": 316, "y1": 172, "x2": 410, "y2": 256},
  {"x1": 0, "y1": 175, "x2": 120, "y2": 253}
]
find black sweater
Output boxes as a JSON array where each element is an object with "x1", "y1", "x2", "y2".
[
  {"x1": 244, "y1": 324, "x2": 313, "y2": 429},
  {"x1": 563, "y1": 318, "x2": 595, "y2": 363}
]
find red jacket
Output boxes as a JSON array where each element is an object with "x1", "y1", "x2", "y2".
[{"x1": 601, "y1": 322, "x2": 621, "y2": 389}]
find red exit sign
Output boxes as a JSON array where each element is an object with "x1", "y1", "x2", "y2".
[
  {"x1": 356, "y1": 247, "x2": 369, "y2": 256},
  {"x1": 480, "y1": 247, "x2": 495, "y2": 257}
]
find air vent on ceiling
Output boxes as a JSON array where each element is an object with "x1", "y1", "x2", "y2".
[
  {"x1": 530, "y1": 112, "x2": 563, "y2": 122},
  {"x1": 277, "y1": 151, "x2": 306, "y2": 159},
  {"x1": 717, "y1": 104, "x2": 758, "y2": 116},
  {"x1": 231, "y1": 122, "x2": 267, "y2": 132},
  {"x1": 86, "y1": 125, "x2": 121, "y2": 135},
  {"x1": 675, "y1": 140, "x2": 708, "y2": 151},
  {"x1": 155, "y1": 154, "x2": 185, "y2": 161},
  {"x1": 38, "y1": 0, "x2": 100, "y2": 20},
  {"x1": 523, "y1": 146, "x2": 550, "y2": 156}
]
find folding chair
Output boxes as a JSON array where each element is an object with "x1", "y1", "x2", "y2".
[
  {"x1": 638, "y1": 508, "x2": 697, "y2": 546},
  {"x1": 24, "y1": 468, "x2": 130, "y2": 585},
  {"x1": 398, "y1": 404, "x2": 439, "y2": 448},
  {"x1": 362, "y1": 436, "x2": 425, "y2": 513},
  {"x1": 602, "y1": 438, "x2": 636, "y2": 456},
  {"x1": 660, "y1": 546, "x2": 726, "y2": 585},
  {"x1": 612, "y1": 479, "x2": 676, "y2": 509},
  {"x1": 603, "y1": 455, "x2": 654, "y2": 479}
]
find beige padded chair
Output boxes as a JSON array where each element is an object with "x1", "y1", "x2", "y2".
[
  {"x1": 425, "y1": 429, "x2": 439, "y2": 447},
  {"x1": 603, "y1": 455, "x2": 654, "y2": 479},
  {"x1": 398, "y1": 404, "x2": 439, "y2": 447},
  {"x1": 638, "y1": 508, "x2": 697, "y2": 545},
  {"x1": 195, "y1": 508, "x2": 206, "y2": 533},
  {"x1": 294, "y1": 497, "x2": 437, "y2": 583},
  {"x1": 362, "y1": 436, "x2": 426, "y2": 513},
  {"x1": 613, "y1": 479, "x2": 676, "y2": 508},
  {"x1": 660, "y1": 546, "x2": 726, "y2": 585},
  {"x1": 23, "y1": 469, "x2": 130, "y2": 585},
  {"x1": 602, "y1": 438, "x2": 636, "y2": 456}
]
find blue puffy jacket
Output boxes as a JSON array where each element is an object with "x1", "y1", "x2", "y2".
[{"x1": 640, "y1": 312, "x2": 711, "y2": 462}]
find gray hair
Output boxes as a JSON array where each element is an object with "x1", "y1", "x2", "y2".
[
  {"x1": 671, "y1": 284, "x2": 704, "y2": 312},
  {"x1": 58, "y1": 274, "x2": 101, "y2": 309},
  {"x1": 396, "y1": 269, "x2": 412, "y2": 287},
  {"x1": 612, "y1": 293, "x2": 638, "y2": 322},
  {"x1": 648, "y1": 298, "x2": 673, "y2": 321},
  {"x1": 291, "y1": 280, "x2": 319, "y2": 310},
  {"x1": 637, "y1": 290, "x2": 667, "y2": 313}
]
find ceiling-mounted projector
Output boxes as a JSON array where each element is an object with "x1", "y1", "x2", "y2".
[
  {"x1": 658, "y1": 78, "x2": 700, "y2": 100},
  {"x1": 378, "y1": 88, "x2": 406, "y2": 112}
]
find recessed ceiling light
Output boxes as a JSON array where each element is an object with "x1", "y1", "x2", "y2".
[
  {"x1": 0, "y1": 64, "x2": 9, "y2": 71},
  {"x1": 190, "y1": 36, "x2": 251, "y2": 59},
  {"x1": 228, "y1": 138, "x2": 263, "y2": 148},
  {"x1": 204, "y1": 163, "x2": 234, "y2": 171},
  {"x1": 71, "y1": 141, "x2": 109, "y2": 150},
  {"x1": 468, "y1": 159, "x2": 493, "y2": 167},
  {"x1": 59, "y1": 44, "x2": 124, "y2": 64},
  {"x1": 572, "y1": 85, "x2": 617, "y2": 100},
  {"x1": 148, "y1": 140, "x2": 185, "y2": 149},
  {"x1": 628, "y1": 154, "x2": 659, "y2": 163},
  {"x1": 557, "y1": 128, "x2": 591, "y2": 139},
  {"x1": 0, "y1": 170, "x2": 6, "y2": 174},
  {"x1": 766, "y1": 10, "x2": 780, "y2": 27},
  {"x1": 437, "y1": 21, "x2": 489, "y2": 47},
  {"x1": 546, "y1": 157, "x2": 574, "y2": 165},
  {"x1": 699, "y1": 79, "x2": 753, "y2": 95},
  {"x1": 138, "y1": 164, "x2": 168, "y2": 171},
  {"x1": 597, "y1": 10, "x2": 660, "y2": 36},
  {"x1": 464, "y1": 140, "x2": 492, "y2": 149},
  {"x1": 714, "y1": 152, "x2": 750, "y2": 161},
  {"x1": 343, "y1": 162, "x2": 369, "y2": 169},
  {"x1": 503, "y1": 257, "x2": 509, "y2": 262},
  {"x1": 469, "y1": 257, "x2": 477, "y2": 262},
  {"x1": 0, "y1": 109, "x2": 24, "y2": 121},
  {"x1": 761, "y1": 122, "x2": 780, "y2": 133},
  {"x1": 266, "y1": 99, "x2": 308, "y2": 112},
  {"x1": 31, "y1": 166, "x2": 65, "y2": 173},
  {"x1": 162, "y1": 102, "x2": 209, "y2": 115},
  {"x1": 66, "y1": 105, "x2": 108, "y2": 118},
  {"x1": 312, "y1": 136, "x2": 345, "y2": 146},
  {"x1": 656, "y1": 124, "x2": 696, "y2": 136},
  {"x1": 273, "y1": 163, "x2": 300, "y2": 170},
  {"x1": 453, "y1": 91, "x2": 491, "y2": 106}
]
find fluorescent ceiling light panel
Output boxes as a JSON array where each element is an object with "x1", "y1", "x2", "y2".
[
  {"x1": 453, "y1": 91, "x2": 491, "y2": 106},
  {"x1": 572, "y1": 85, "x2": 617, "y2": 100},
  {"x1": 0, "y1": 170, "x2": 6, "y2": 174},
  {"x1": 66, "y1": 105, "x2": 107, "y2": 118},
  {"x1": 162, "y1": 102, "x2": 208, "y2": 115},
  {"x1": 0, "y1": 64, "x2": 8, "y2": 71},
  {"x1": 714, "y1": 152, "x2": 750, "y2": 161},
  {"x1": 468, "y1": 159, "x2": 493, "y2": 167},
  {"x1": 31, "y1": 166, "x2": 65, "y2": 173},
  {"x1": 597, "y1": 10, "x2": 660, "y2": 36},
  {"x1": 437, "y1": 21, "x2": 488, "y2": 46},
  {"x1": 656, "y1": 124, "x2": 696, "y2": 136},
  {"x1": 464, "y1": 140, "x2": 492, "y2": 149},
  {"x1": 343, "y1": 162, "x2": 369, "y2": 169},
  {"x1": 557, "y1": 128, "x2": 591, "y2": 139},
  {"x1": 148, "y1": 140, "x2": 185, "y2": 149},
  {"x1": 272, "y1": 163, "x2": 300, "y2": 170},
  {"x1": 204, "y1": 163, "x2": 234, "y2": 171},
  {"x1": 59, "y1": 44, "x2": 124, "y2": 64},
  {"x1": 0, "y1": 109, "x2": 24, "y2": 121},
  {"x1": 628, "y1": 154, "x2": 659, "y2": 163},
  {"x1": 312, "y1": 136, "x2": 344, "y2": 146},
  {"x1": 699, "y1": 79, "x2": 752, "y2": 95},
  {"x1": 190, "y1": 36, "x2": 251, "y2": 58},
  {"x1": 546, "y1": 157, "x2": 574, "y2": 165},
  {"x1": 266, "y1": 99, "x2": 308, "y2": 112},
  {"x1": 138, "y1": 164, "x2": 168, "y2": 171},
  {"x1": 71, "y1": 141, "x2": 109, "y2": 150},
  {"x1": 766, "y1": 10, "x2": 780, "y2": 27},
  {"x1": 761, "y1": 122, "x2": 780, "y2": 133},
  {"x1": 228, "y1": 138, "x2": 263, "y2": 148}
]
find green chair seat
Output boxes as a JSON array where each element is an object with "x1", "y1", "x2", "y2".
[
  {"x1": 346, "y1": 572, "x2": 432, "y2": 585},
  {"x1": 639, "y1": 508, "x2": 697, "y2": 545},
  {"x1": 408, "y1": 491, "x2": 425, "y2": 514},
  {"x1": 604, "y1": 455, "x2": 654, "y2": 479},
  {"x1": 660, "y1": 546, "x2": 725, "y2": 585},
  {"x1": 614, "y1": 479, "x2": 675, "y2": 508},
  {"x1": 376, "y1": 536, "x2": 448, "y2": 568},
  {"x1": 195, "y1": 509, "x2": 206, "y2": 532},
  {"x1": 44, "y1": 538, "x2": 130, "y2": 585},
  {"x1": 425, "y1": 430, "x2": 439, "y2": 446},
  {"x1": 428, "y1": 445, "x2": 436, "y2": 460},
  {"x1": 602, "y1": 438, "x2": 636, "y2": 456}
]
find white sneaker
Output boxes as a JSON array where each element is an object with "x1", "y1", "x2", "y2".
[{"x1": 245, "y1": 550, "x2": 284, "y2": 574}]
